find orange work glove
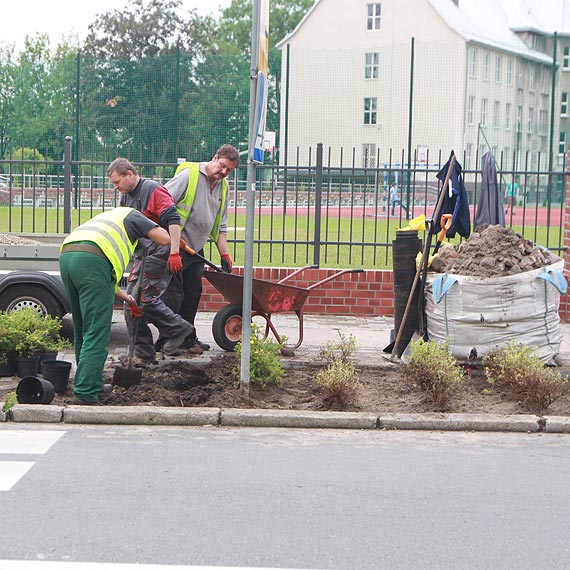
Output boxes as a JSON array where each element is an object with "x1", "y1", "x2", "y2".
[
  {"x1": 129, "y1": 301, "x2": 144, "y2": 318},
  {"x1": 167, "y1": 252, "x2": 183, "y2": 273},
  {"x1": 220, "y1": 254, "x2": 233, "y2": 273}
]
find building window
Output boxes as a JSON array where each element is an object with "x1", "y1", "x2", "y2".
[
  {"x1": 364, "y1": 97, "x2": 377, "y2": 125},
  {"x1": 504, "y1": 148, "x2": 510, "y2": 168},
  {"x1": 529, "y1": 64, "x2": 534, "y2": 91},
  {"x1": 505, "y1": 102, "x2": 511, "y2": 130},
  {"x1": 467, "y1": 96, "x2": 475, "y2": 125},
  {"x1": 541, "y1": 64, "x2": 549, "y2": 94},
  {"x1": 527, "y1": 107, "x2": 534, "y2": 134},
  {"x1": 367, "y1": 3, "x2": 381, "y2": 30},
  {"x1": 495, "y1": 56, "x2": 502, "y2": 83},
  {"x1": 516, "y1": 105, "x2": 523, "y2": 132},
  {"x1": 362, "y1": 144, "x2": 377, "y2": 167},
  {"x1": 564, "y1": 46, "x2": 570, "y2": 70},
  {"x1": 493, "y1": 101, "x2": 500, "y2": 128},
  {"x1": 466, "y1": 143, "x2": 473, "y2": 168},
  {"x1": 560, "y1": 132, "x2": 567, "y2": 155},
  {"x1": 483, "y1": 52, "x2": 489, "y2": 80},
  {"x1": 468, "y1": 47, "x2": 476, "y2": 78},
  {"x1": 480, "y1": 98, "x2": 487, "y2": 126},
  {"x1": 539, "y1": 109, "x2": 548, "y2": 136},
  {"x1": 365, "y1": 52, "x2": 379, "y2": 79},
  {"x1": 517, "y1": 62, "x2": 524, "y2": 90},
  {"x1": 562, "y1": 92, "x2": 568, "y2": 116},
  {"x1": 506, "y1": 58, "x2": 513, "y2": 85}
]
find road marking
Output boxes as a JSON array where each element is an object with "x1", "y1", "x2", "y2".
[
  {"x1": 0, "y1": 430, "x2": 66, "y2": 491},
  {"x1": 0, "y1": 430, "x2": 65, "y2": 454},
  {"x1": 0, "y1": 560, "x2": 324, "y2": 570},
  {"x1": 0, "y1": 462, "x2": 35, "y2": 491}
]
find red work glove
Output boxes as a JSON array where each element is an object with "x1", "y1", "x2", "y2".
[
  {"x1": 129, "y1": 301, "x2": 144, "y2": 318},
  {"x1": 220, "y1": 254, "x2": 233, "y2": 274},
  {"x1": 167, "y1": 252, "x2": 183, "y2": 273}
]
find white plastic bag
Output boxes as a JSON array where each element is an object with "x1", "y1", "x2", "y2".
[{"x1": 424, "y1": 260, "x2": 566, "y2": 365}]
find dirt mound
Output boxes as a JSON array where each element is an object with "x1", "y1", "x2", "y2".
[{"x1": 433, "y1": 225, "x2": 561, "y2": 277}]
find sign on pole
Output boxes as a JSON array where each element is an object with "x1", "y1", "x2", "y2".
[{"x1": 251, "y1": 0, "x2": 270, "y2": 164}]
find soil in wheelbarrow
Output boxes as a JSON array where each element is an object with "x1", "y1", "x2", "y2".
[{"x1": 43, "y1": 353, "x2": 570, "y2": 415}]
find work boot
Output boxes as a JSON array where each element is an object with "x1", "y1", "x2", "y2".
[
  {"x1": 162, "y1": 322, "x2": 193, "y2": 356},
  {"x1": 185, "y1": 341, "x2": 204, "y2": 356},
  {"x1": 117, "y1": 354, "x2": 158, "y2": 368},
  {"x1": 181, "y1": 332, "x2": 210, "y2": 351}
]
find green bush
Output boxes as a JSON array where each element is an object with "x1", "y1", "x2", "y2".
[
  {"x1": 406, "y1": 338, "x2": 464, "y2": 408},
  {"x1": 483, "y1": 342, "x2": 569, "y2": 413},
  {"x1": 2, "y1": 392, "x2": 17, "y2": 414},
  {"x1": 10, "y1": 308, "x2": 69, "y2": 358},
  {"x1": 316, "y1": 359, "x2": 360, "y2": 408},
  {"x1": 0, "y1": 312, "x2": 19, "y2": 364},
  {"x1": 315, "y1": 332, "x2": 360, "y2": 408},
  {"x1": 234, "y1": 324, "x2": 285, "y2": 388}
]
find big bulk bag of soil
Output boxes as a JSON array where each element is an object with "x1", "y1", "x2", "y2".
[{"x1": 424, "y1": 260, "x2": 565, "y2": 365}]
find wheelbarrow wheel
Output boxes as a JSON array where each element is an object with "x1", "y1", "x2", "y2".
[{"x1": 212, "y1": 304, "x2": 243, "y2": 352}]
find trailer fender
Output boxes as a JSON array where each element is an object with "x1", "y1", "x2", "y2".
[{"x1": 0, "y1": 271, "x2": 70, "y2": 318}]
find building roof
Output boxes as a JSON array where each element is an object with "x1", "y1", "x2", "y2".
[{"x1": 278, "y1": 0, "x2": 557, "y2": 63}]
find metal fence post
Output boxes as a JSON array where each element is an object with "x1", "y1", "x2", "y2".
[
  {"x1": 63, "y1": 136, "x2": 72, "y2": 234},
  {"x1": 313, "y1": 142, "x2": 323, "y2": 267}
]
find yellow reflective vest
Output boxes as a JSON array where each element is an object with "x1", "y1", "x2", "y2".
[
  {"x1": 61, "y1": 207, "x2": 137, "y2": 285},
  {"x1": 174, "y1": 162, "x2": 227, "y2": 242}
]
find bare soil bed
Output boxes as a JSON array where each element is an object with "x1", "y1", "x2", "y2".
[{"x1": 42, "y1": 353, "x2": 570, "y2": 416}]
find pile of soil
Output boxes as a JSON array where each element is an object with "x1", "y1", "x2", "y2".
[
  {"x1": 38, "y1": 353, "x2": 570, "y2": 415},
  {"x1": 432, "y1": 225, "x2": 561, "y2": 277}
]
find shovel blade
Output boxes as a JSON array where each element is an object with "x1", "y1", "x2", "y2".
[{"x1": 112, "y1": 365, "x2": 142, "y2": 388}]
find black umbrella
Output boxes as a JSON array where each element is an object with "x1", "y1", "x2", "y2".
[{"x1": 474, "y1": 151, "x2": 505, "y2": 228}]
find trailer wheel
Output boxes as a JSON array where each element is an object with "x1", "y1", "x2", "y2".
[
  {"x1": 212, "y1": 303, "x2": 243, "y2": 352},
  {"x1": 0, "y1": 285, "x2": 63, "y2": 318}
]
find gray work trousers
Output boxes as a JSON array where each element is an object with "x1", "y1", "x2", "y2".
[{"x1": 123, "y1": 246, "x2": 193, "y2": 360}]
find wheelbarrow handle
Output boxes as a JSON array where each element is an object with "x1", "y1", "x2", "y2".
[{"x1": 179, "y1": 239, "x2": 224, "y2": 272}]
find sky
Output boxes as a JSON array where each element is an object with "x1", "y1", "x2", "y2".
[{"x1": 1, "y1": 0, "x2": 233, "y2": 51}]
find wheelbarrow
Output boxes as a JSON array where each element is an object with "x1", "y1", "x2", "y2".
[{"x1": 204, "y1": 265, "x2": 363, "y2": 351}]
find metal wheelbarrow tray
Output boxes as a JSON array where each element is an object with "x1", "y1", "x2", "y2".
[{"x1": 204, "y1": 265, "x2": 362, "y2": 351}]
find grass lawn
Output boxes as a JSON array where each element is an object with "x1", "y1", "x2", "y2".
[{"x1": 1, "y1": 206, "x2": 562, "y2": 270}]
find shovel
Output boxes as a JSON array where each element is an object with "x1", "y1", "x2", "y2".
[
  {"x1": 112, "y1": 249, "x2": 147, "y2": 388},
  {"x1": 385, "y1": 153, "x2": 457, "y2": 362},
  {"x1": 179, "y1": 239, "x2": 224, "y2": 273}
]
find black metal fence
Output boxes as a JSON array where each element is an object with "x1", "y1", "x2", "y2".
[{"x1": 0, "y1": 138, "x2": 567, "y2": 269}]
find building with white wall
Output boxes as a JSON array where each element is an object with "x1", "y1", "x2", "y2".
[{"x1": 277, "y1": 0, "x2": 569, "y2": 172}]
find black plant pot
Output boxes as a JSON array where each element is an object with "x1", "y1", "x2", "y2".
[
  {"x1": 41, "y1": 360, "x2": 72, "y2": 393},
  {"x1": 15, "y1": 355, "x2": 41, "y2": 379},
  {"x1": 0, "y1": 350, "x2": 16, "y2": 377},
  {"x1": 16, "y1": 376, "x2": 55, "y2": 404},
  {"x1": 37, "y1": 351, "x2": 59, "y2": 375}
]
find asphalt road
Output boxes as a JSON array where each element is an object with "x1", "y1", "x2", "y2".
[{"x1": 1, "y1": 425, "x2": 570, "y2": 570}]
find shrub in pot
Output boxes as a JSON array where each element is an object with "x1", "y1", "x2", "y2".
[{"x1": 0, "y1": 312, "x2": 18, "y2": 376}]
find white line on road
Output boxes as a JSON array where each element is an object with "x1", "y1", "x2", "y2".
[
  {"x1": 0, "y1": 563, "x2": 326, "y2": 570},
  {"x1": 0, "y1": 462, "x2": 35, "y2": 491},
  {"x1": 0, "y1": 430, "x2": 65, "y2": 454}
]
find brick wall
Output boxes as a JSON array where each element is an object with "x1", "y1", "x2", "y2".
[{"x1": 200, "y1": 266, "x2": 395, "y2": 317}]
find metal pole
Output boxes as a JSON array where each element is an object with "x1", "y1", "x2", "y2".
[
  {"x1": 547, "y1": 31, "x2": 558, "y2": 231},
  {"x1": 240, "y1": 0, "x2": 262, "y2": 397},
  {"x1": 174, "y1": 46, "x2": 181, "y2": 160},
  {"x1": 74, "y1": 51, "x2": 80, "y2": 209},
  {"x1": 313, "y1": 142, "x2": 323, "y2": 266},
  {"x1": 63, "y1": 136, "x2": 72, "y2": 234},
  {"x1": 405, "y1": 37, "x2": 414, "y2": 220}
]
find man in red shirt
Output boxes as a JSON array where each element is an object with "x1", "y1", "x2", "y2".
[{"x1": 108, "y1": 158, "x2": 198, "y2": 363}]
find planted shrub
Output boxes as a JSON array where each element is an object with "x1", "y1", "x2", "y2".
[
  {"x1": 315, "y1": 332, "x2": 360, "y2": 408},
  {"x1": 483, "y1": 342, "x2": 569, "y2": 414},
  {"x1": 234, "y1": 324, "x2": 285, "y2": 388},
  {"x1": 406, "y1": 338, "x2": 464, "y2": 408}
]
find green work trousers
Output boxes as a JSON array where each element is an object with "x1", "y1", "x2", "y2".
[{"x1": 59, "y1": 251, "x2": 115, "y2": 403}]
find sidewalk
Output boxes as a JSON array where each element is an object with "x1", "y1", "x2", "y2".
[{"x1": 3, "y1": 311, "x2": 570, "y2": 432}]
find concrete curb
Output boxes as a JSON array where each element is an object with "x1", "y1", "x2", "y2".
[
  {"x1": 62, "y1": 405, "x2": 220, "y2": 426},
  {"x1": 3, "y1": 403, "x2": 567, "y2": 432},
  {"x1": 221, "y1": 408, "x2": 379, "y2": 429},
  {"x1": 378, "y1": 412, "x2": 542, "y2": 432}
]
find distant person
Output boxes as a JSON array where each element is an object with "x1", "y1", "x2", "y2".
[
  {"x1": 505, "y1": 181, "x2": 518, "y2": 214},
  {"x1": 160, "y1": 144, "x2": 239, "y2": 353},
  {"x1": 59, "y1": 207, "x2": 170, "y2": 405},
  {"x1": 107, "y1": 158, "x2": 195, "y2": 361},
  {"x1": 390, "y1": 183, "x2": 407, "y2": 216}
]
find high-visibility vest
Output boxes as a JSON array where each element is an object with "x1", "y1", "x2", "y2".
[
  {"x1": 175, "y1": 162, "x2": 227, "y2": 242},
  {"x1": 61, "y1": 207, "x2": 137, "y2": 284}
]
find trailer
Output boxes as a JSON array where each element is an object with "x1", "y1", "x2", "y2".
[{"x1": 0, "y1": 244, "x2": 70, "y2": 318}]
